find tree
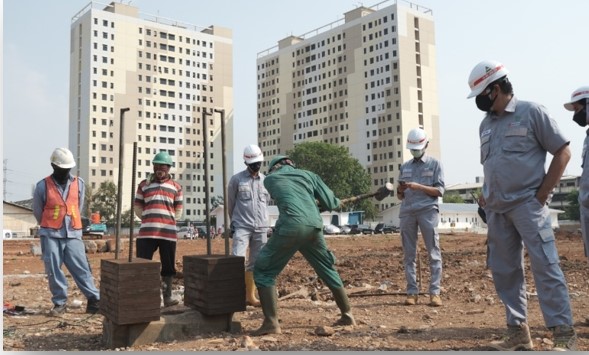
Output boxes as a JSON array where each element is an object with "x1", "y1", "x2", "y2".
[
  {"x1": 121, "y1": 208, "x2": 140, "y2": 228},
  {"x1": 563, "y1": 189, "x2": 580, "y2": 221},
  {"x1": 211, "y1": 195, "x2": 224, "y2": 209},
  {"x1": 84, "y1": 184, "x2": 94, "y2": 217},
  {"x1": 90, "y1": 181, "x2": 117, "y2": 225},
  {"x1": 286, "y1": 142, "x2": 379, "y2": 220},
  {"x1": 443, "y1": 193, "x2": 464, "y2": 203}
]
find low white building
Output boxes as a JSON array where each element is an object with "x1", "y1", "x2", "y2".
[
  {"x1": 210, "y1": 205, "x2": 364, "y2": 230},
  {"x1": 3, "y1": 201, "x2": 38, "y2": 238},
  {"x1": 379, "y1": 203, "x2": 563, "y2": 235}
]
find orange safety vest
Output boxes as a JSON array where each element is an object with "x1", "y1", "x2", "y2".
[{"x1": 40, "y1": 176, "x2": 82, "y2": 230}]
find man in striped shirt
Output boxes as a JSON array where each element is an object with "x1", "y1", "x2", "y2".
[{"x1": 134, "y1": 151, "x2": 184, "y2": 307}]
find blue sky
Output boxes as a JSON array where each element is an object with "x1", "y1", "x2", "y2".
[{"x1": 3, "y1": 0, "x2": 589, "y2": 201}]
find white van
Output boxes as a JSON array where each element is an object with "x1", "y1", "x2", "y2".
[{"x1": 3, "y1": 229, "x2": 13, "y2": 239}]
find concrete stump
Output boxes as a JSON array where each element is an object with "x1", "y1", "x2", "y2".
[{"x1": 102, "y1": 306, "x2": 241, "y2": 348}]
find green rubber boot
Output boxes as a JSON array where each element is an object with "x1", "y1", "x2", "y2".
[
  {"x1": 331, "y1": 287, "x2": 357, "y2": 326},
  {"x1": 251, "y1": 286, "x2": 281, "y2": 335}
]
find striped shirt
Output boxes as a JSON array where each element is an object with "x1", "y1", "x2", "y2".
[{"x1": 135, "y1": 177, "x2": 183, "y2": 241}]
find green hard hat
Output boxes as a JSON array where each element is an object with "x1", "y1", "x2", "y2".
[
  {"x1": 268, "y1": 155, "x2": 289, "y2": 171},
  {"x1": 152, "y1": 151, "x2": 173, "y2": 166}
]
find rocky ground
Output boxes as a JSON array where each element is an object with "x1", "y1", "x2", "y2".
[{"x1": 3, "y1": 231, "x2": 589, "y2": 351}]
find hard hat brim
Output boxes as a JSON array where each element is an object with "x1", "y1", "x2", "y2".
[
  {"x1": 54, "y1": 162, "x2": 76, "y2": 169},
  {"x1": 245, "y1": 156, "x2": 264, "y2": 164},
  {"x1": 407, "y1": 143, "x2": 427, "y2": 150}
]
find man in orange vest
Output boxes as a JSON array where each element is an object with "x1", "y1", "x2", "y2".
[{"x1": 32, "y1": 148, "x2": 100, "y2": 316}]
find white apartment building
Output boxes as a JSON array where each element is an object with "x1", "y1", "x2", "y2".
[
  {"x1": 69, "y1": 2, "x2": 233, "y2": 220},
  {"x1": 256, "y1": 0, "x2": 440, "y2": 211}
]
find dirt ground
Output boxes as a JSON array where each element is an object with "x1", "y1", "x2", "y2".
[{"x1": 3, "y1": 231, "x2": 589, "y2": 351}]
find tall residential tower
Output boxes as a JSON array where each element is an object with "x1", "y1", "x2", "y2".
[
  {"x1": 69, "y1": 2, "x2": 233, "y2": 220},
  {"x1": 256, "y1": 1, "x2": 439, "y2": 211}
]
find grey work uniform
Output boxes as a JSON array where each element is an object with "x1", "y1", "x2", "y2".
[
  {"x1": 227, "y1": 169, "x2": 269, "y2": 271},
  {"x1": 479, "y1": 96, "x2": 573, "y2": 328},
  {"x1": 579, "y1": 128, "x2": 589, "y2": 262},
  {"x1": 398, "y1": 155, "x2": 445, "y2": 295}
]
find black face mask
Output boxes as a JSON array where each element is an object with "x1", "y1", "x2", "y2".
[
  {"x1": 52, "y1": 166, "x2": 71, "y2": 184},
  {"x1": 247, "y1": 162, "x2": 262, "y2": 173},
  {"x1": 475, "y1": 90, "x2": 497, "y2": 112},
  {"x1": 573, "y1": 108, "x2": 588, "y2": 127}
]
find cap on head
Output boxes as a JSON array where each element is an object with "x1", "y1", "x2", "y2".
[
  {"x1": 564, "y1": 86, "x2": 589, "y2": 111},
  {"x1": 243, "y1": 144, "x2": 264, "y2": 164},
  {"x1": 268, "y1": 155, "x2": 290, "y2": 171},
  {"x1": 467, "y1": 60, "x2": 509, "y2": 98},
  {"x1": 152, "y1": 151, "x2": 173, "y2": 166},
  {"x1": 406, "y1": 128, "x2": 428, "y2": 150},
  {"x1": 50, "y1": 147, "x2": 76, "y2": 169}
]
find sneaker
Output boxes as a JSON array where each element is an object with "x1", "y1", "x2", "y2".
[
  {"x1": 49, "y1": 304, "x2": 67, "y2": 317},
  {"x1": 429, "y1": 294, "x2": 442, "y2": 307},
  {"x1": 552, "y1": 325, "x2": 577, "y2": 351},
  {"x1": 489, "y1": 323, "x2": 533, "y2": 350},
  {"x1": 405, "y1": 294, "x2": 418, "y2": 306},
  {"x1": 86, "y1": 299, "x2": 100, "y2": 314}
]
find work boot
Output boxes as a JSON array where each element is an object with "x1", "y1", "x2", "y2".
[
  {"x1": 489, "y1": 323, "x2": 533, "y2": 350},
  {"x1": 251, "y1": 286, "x2": 281, "y2": 335},
  {"x1": 86, "y1": 298, "x2": 100, "y2": 314},
  {"x1": 551, "y1": 325, "x2": 577, "y2": 351},
  {"x1": 405, "y1": 294, "x2": 418, "y2": 306},
  {"x1": 245, "y1": 271, "x2": 261, "y2": 307},
  {"x1": 162, "y1": 276, "x2": 179, "y2": 307},
  {"x1": 49, "y1": 303, "x2": 67, "y2": 317},
  {"x1": 429, "y1": 294, "x2": 442, "y2": 307},
  {"x1": 330, "y1": 287, "x2": 356, "y2": 326}
]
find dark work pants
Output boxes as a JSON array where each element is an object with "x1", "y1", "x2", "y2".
[{"x1": 136, "y1": 238, "x2": 177, "y2": 277}]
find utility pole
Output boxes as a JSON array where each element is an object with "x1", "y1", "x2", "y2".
[{"x1": 3, "y1": 159, "x2": 7, "y2": 201}]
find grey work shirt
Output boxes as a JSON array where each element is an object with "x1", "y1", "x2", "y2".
[
  {"x1": 227, "y1": 169, "x2": 269, "y2": 231},
  {"x1": 32, "y1": 175, "x2": 85, "y2": 239},
  {"x1": 479, "y1": 96, "x2": 569, "y2": 213},
  {"x1": 398, "y1": 155, "x2": 445, "y2": 216},
  {"x1": 579, "y1": 129, "x2": 589, "y2": 207}
]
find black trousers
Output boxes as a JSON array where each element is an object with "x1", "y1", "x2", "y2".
[{"x1": 136, "y1": 238, "x2": 177, "y2": 277}]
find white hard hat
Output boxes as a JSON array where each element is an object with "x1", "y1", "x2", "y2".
[
  {"x1": 564, "y1": 86, "x2": 589, "y2": 111},
  {"x1": 467, "y1": 60, "x2": 509, "y2": 98},
  {"x1": 406, "y1": 128, "x2": 428, "y2": 150},
  {"x1": 50, "y1": 147, "x2": 76, "y2": 169},
  {"x1": 243, "y1": 144, "x2": 264, "y2": 164}
]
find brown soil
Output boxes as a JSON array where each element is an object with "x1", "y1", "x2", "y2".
[{"x1": 3, "y1": 231, "x2": 589, "y2": 351}]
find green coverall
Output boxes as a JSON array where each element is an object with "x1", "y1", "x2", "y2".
[{"x1": 253, "y1": 165, "x2": 344, "y2": 289}]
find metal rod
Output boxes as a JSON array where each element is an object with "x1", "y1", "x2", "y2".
[
  {"x1": 115, "y1": 107, "x2": 130, "y2": 259},
  {"x1": 128, "y1": 141, "x2": 137, "y2": 262},
  {"x1": 348, "y1": 292, "x2": 429, "y2": 298},
  {"x1": 215, "y1": 108, "x2": 229, "y2": 256},
  {"x1": 203, "y1": 110, "x2": 211, "y2": 255}
]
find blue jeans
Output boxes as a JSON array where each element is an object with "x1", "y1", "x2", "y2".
[{"x1": 40, "y1": 236, "x2": 100, "y2": 306}]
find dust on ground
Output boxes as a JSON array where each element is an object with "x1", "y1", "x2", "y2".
[{"x1": 3, "y1": 231, "x2": 589, "y2": 351}]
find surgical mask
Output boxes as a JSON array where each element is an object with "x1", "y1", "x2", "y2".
[
  {"x1": 52, "y1": 166, "x2": 71, "y2": 184},
  {"x1": 475, "y1": 87, "x2": 497, "y2": 112},
  {"x1": 410, "y1": 149, "x2": 424, "y2": 159},
  {"x1": 573, "y1": 108, "x2": 588, "y2": 127},
  {"x1": 247, "y1": 162, "x2": 262, "y2": 173}
]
